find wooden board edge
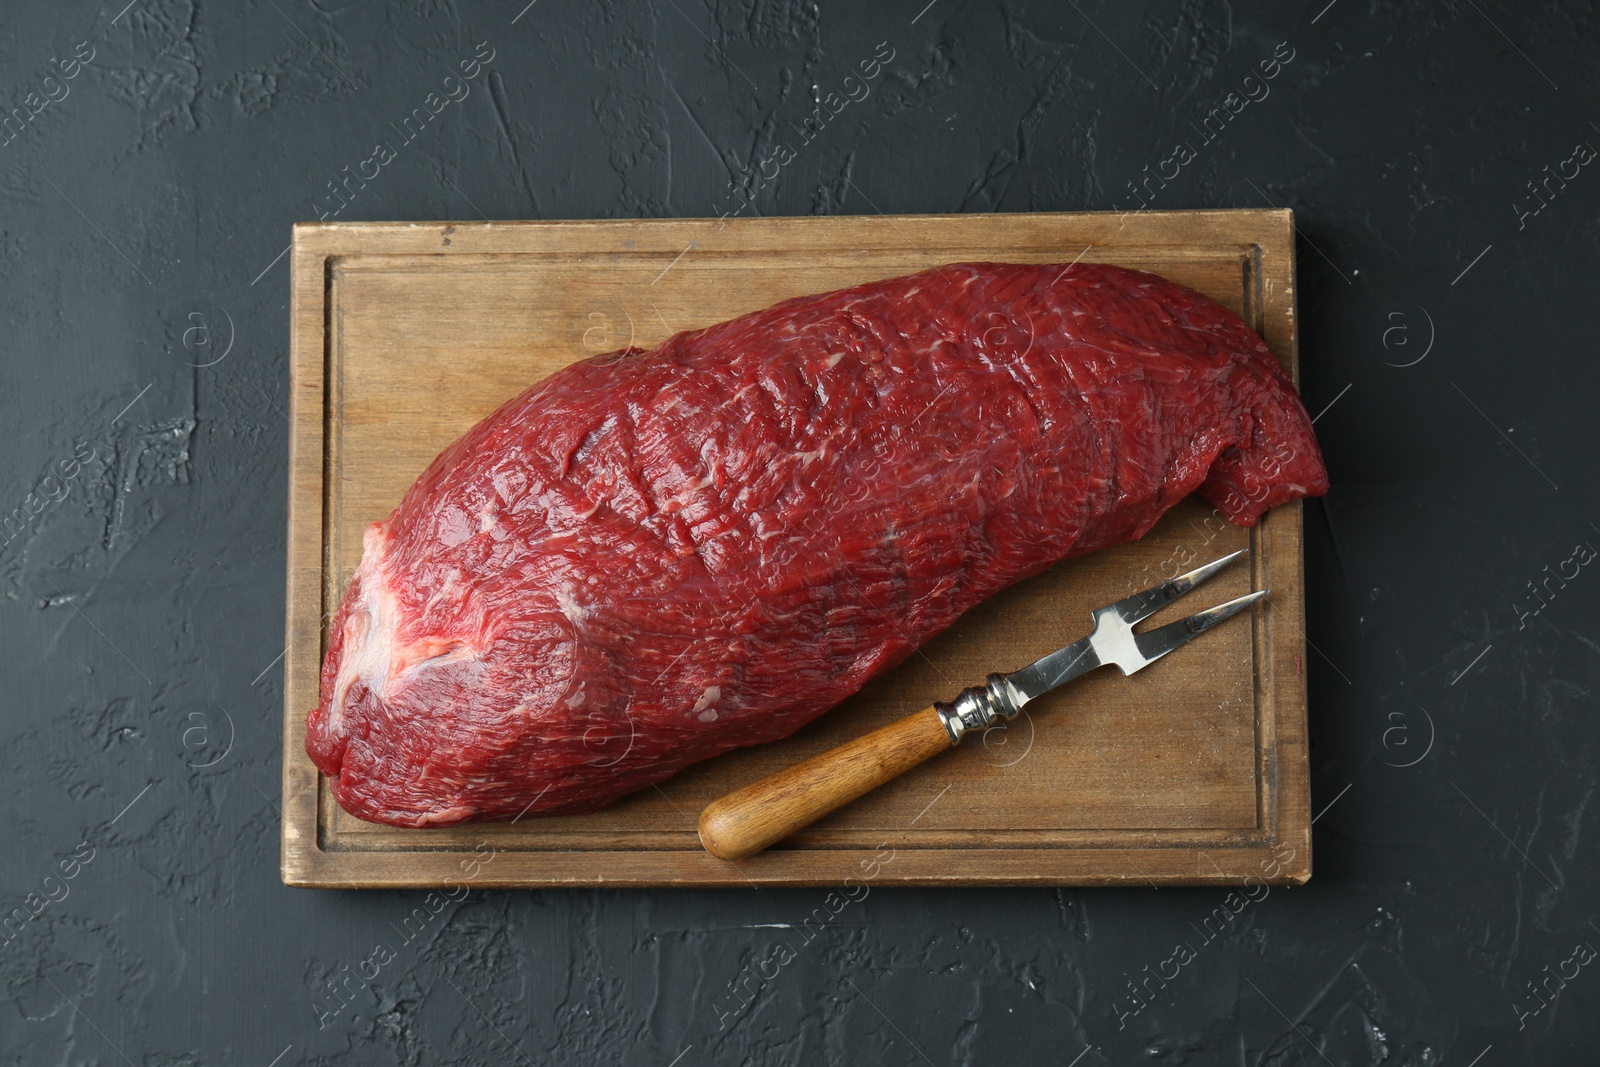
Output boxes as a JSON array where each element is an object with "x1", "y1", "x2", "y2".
[
  {"x1": 1246, "y1": 207, "x2": 1311, "y2": 885},
  {"x1": 1273, "y1": 208, "x2": 1311, "y2": 885},
  {"x1": 281, "y1": 846, "x2": 1312, "y2": 890},
  {"x1": 282, "y1": 226, "x2": 329, "y2": 886},
  {"x1": 288, "y1": 208, "x2": 1297, "y2": 256},
  {"x1": 1276, "y1": 207, "x2": 1299, "y2": 389}
]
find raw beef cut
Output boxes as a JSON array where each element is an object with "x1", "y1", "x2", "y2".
[{"x1": 306, "y1": 262, "x2": 1329, "y2": 827}]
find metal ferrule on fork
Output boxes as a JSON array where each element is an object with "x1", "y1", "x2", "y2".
[{"x1": 934, "y1": 673, "x2": 1029, "y2": 744}]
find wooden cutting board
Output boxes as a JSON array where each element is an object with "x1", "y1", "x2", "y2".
[{"x1": 281, "y1": 209, "x2": 1311, "y2": 888}]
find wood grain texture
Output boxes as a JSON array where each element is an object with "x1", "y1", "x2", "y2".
[
  {"x1": 699, "y1": 707, "x2": 955, "y2": 860},
  {"x1": 281, "y1": 209, "x2": 1311, "y2": 889}
]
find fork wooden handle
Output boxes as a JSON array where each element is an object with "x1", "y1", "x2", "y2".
[{"x1": 698, "y1": 706, "x2": 955, "y2": 860}]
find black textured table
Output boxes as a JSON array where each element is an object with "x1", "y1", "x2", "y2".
[{"x1": 3, "y1": 2, "x2": 1596, "y2": 1063}]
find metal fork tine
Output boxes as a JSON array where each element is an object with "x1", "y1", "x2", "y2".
[
  {"x1": 1127, "y1": 589, "x2": 1267, "y2": 672},
  {"x1": 1103, "y1": 548, "x2": 1249, "y2": 626}
]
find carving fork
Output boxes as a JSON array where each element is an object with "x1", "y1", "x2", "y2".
[{"x1": 698, "y1": 549, "x2": 1265, "y2": 860}]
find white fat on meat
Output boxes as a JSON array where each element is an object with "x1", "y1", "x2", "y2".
[
  {"x1": 329, "y1": 524, "x2": 475, "y2": 733},
  {"x1": 692, "y1": 685, "x2": 721, "y2": 722},
  {"x1": 556, "y1": 590, "x2": 590, "y2": 621}
]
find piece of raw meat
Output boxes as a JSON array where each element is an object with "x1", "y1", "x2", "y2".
[{"x1": 306, "y1": 262, "x2": 1329, "y2": 827}]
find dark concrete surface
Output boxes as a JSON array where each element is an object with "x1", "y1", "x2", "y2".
[{"x1": 1, "y1": 0, "x2": 1596, "y2": 1063}]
